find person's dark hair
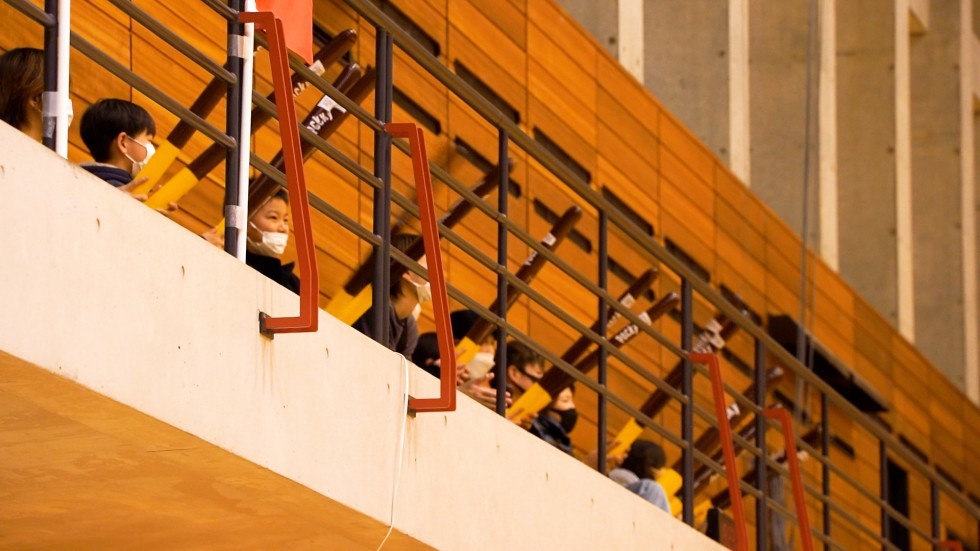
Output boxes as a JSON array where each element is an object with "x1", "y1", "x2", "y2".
[
  {"x1": 389, "y1": 233, "x2": 421, "y2": 298},
  {"x1": 506, "y1": 340, "x2": 543, "y2": 375},
  {"x1": 620, "y1": 439, "x2": 666, "y2": 479},
  {"x1": 450, "y1": 310, "x2": 479, "y2": 339},
  {"x1": 79, "y1": 98, "x2": 156, "y2": 162},
  {"x1": 0, "y1": 47, "x2": 44, "y2": 131},
  {"x1": 412, "y1": 332, "x2": 440, "y2": 378}
]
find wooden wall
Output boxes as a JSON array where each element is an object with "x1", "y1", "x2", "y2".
[{"x1": 2, "y1": 0, "x2": 978, "y2": 547}]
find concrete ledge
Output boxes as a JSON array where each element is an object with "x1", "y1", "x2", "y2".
[{"x1": 0, "y1": 123, "x2": 723, "y2": 550}]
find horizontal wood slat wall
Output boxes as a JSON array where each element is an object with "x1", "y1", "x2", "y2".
[{"x1": 2, "y1": 0, "x2": 978, "y2": 546}]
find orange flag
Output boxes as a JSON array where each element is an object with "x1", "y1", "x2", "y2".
[{"x1": 255, "y1": 0, "x2": 314, "y2": 64}]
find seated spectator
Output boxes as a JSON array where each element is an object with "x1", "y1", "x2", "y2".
[
  {"x1": 608, "y1": 439, "x2": 671, "y2": 513},
  {"x1": 503, "y1": 341, "x2": 545, "y2": 429},
  {"x1": 79, "y1": 98, "x2": 156, "y2": 188},
  {"x1": 353, "y1": 233, "x2": 426, "y2": 359},
  {"x1": 246, "y1": 190, "x2": 299, "y2": 294},
  {"x1": 412, "y1": 310, "x2": 508, "y2": 410},
  {"x1": 448, "y1": 309, "x2": 496, "y2": 381},
  {"x1": 530, "y1": 384, "x2": 576, "y2": 454},
  {"x1": 413, "y1": 310, "x2": 495, "y2": 379},
  {"x1": 0, "y1": 47, "x2": 44, "y2": 141}
]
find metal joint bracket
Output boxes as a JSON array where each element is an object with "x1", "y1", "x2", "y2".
[
  {"x1": 224, "y1": 205, "x2": 245, "y2": 229},
  {"x1": 228, "y1": 33, "x2": 248, "y2": 58}
]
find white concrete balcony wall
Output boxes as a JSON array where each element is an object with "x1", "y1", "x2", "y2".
[{"x1": 0, "y1": 123, "x2": 723, "y2": 550}]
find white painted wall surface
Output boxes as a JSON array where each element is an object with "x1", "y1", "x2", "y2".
[{"x1": 0, "y1": 123, "x2": 724, "y2": 550}]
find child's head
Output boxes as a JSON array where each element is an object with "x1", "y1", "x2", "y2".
[
  {"x1": 390, "y1": 233, "x2": 428, "y2": 302},
  {"x1": 246, "y1": 190, "x2": 290, "y2": 257},
  {"x1": 621, "y1": 439, "x2": 666, "y2": 480},
  {"x1": 505, "y1": 341, "x2": 545, "y2": 397},
  {"x1": 0, "y1": 47, "x2": 44, "y2": 140},
  {"x1": 80, "y1": 98, "x2": 156, "y2": 171}
]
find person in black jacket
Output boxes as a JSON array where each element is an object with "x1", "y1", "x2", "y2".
[
  {"x1": 246, "y1": 190, "x2": 300, "y2": 294},
  {"x1": 78, "y1": 98, "x2": 156, "y2": 188},
  {"x1": 352, "y1": 233, "x2": 429, "y2": 359}
]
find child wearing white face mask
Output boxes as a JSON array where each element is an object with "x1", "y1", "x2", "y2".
[
  {"x1": 245, "y1": 191, "x2": 300, "y2": 294},
  {"x1": 352, "y1": 233, "x2": 425, "y2": 359},
  {"x1": 79, "y1": 99, "x2": 156, "y2": 189}
]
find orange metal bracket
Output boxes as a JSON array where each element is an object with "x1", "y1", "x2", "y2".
[
  {"x1": 387, "y1": 122, "x2": 456, "y2": 413},
  {"x1": 243, "y1": 11, "x2": 319, "y2": 337},
  {"x1": 689, "y1": 352, "x2": 748, "y2": 551},
  {"x1": 764, "y1": 407, "x2": 815, "y2": 551},
  {"x1": 937, "y1": 541, "x2": 964, "y2": 551}
]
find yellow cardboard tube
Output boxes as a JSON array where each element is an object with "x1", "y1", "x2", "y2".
[
  {"x1": 326, "y1": 289, "x2": 356, "y2": 320},
  {"x1": 129, "y1": 141, "x2": 179, "y2": 196},
  {"x1": 145, "y1": 166, "x2": 198, "y2": 210},
  {"x1": 505, "y1": 382, "x2": 552, "y2": 423},
  {"x1": 454, "y1": 336, "x2": 479, "y2": 367},
  {"x1": 336, "y1": 285, "x2": 373, "y2": 325},
  {"x1": 657, "y1": 467, "x2": 683, "y2": 496},
  {"x1": 693, "y1": 499, "x2": 712, "y2": 526},
  {"x1": 609, "y1": 418, "x2": 644, "y2": 457}
]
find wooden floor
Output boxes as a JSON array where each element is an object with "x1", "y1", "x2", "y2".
[{"x1": 0, "y1": 351, "x2": 429, "y2": 550}]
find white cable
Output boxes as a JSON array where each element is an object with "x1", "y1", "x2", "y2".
[{"x1": 377, "y1": 355, "x2": 410, "y2": 551}]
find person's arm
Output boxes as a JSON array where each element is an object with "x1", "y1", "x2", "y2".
[
  {"x1": 459, "y1": 372, "x2": 511, "y2": 410},
  {"x1": 399, "y1": 316, "x2": 419, "y2": 359}
]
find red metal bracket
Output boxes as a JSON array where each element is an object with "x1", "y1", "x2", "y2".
[
  {"x1": 689, "y1": 352, "x2": 748, "y2": 551},
  {"x1": 243, "y1": 11, "x2": 319, "y2": 336},
  {"x1": 387, "y1": 122, "x2": 456, "y2": 413},
  {"x1": 764, "y1": 407, "x2": 815, "y2": 551}
]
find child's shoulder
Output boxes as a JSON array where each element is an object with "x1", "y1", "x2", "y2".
[{"x1": 79, "y1": 162, "x2": 133, "y2": 188}]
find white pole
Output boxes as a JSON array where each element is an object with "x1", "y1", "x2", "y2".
[
  {"x1": 235, "y1": 0, "x2": 256, "y2": 261},
  {"x1": 55, "y1": 0, "x2": 71, "y2": 157}
]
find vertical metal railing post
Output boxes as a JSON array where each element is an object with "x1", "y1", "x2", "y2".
[
  {"x1": 41, "y1": 0, "x2": 58, "y2": 151},
  {"x1": 822, "y1": 393, "x2": 832, "y2": 549},
  {"x1": 930, "y1": 480, "x2": 940, "y2": 550},
  {"x1": 596, "y1": 211, "x2": 609, "y2": 474},
  {"x1": 680, "y1": 278, "x2": 694, "y2": 524},
  {"x1": 494, "y1": 128, "x2": 509, "y2": 416},
  {"x1": 881, "y1": 440, "x2": 891, "y2": 549},
  {"x1": 371, "y1": 28, "x2": 393, "y2": 346},
  {"x1": 222, "y1": 0, "x2": 244, "y2": 256},
  {"x1": 754, "y1": 337, "x2": 769, "y2": 550}
]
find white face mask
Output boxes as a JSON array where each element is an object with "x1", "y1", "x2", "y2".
[
  {"x1": 466, "y1": 351, "x2": 496, "y2": 380},
  {"x1": 246, "y1": 221, "x2": 289, "y2": 256},
  {"x1": 406, "y1": 277, "x2": 432, "y2": 305},
  {"x1": 125, "y1": 135, "x2": 155, "y2": 176}
]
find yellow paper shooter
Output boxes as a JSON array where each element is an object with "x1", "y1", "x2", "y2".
[
  {"x1": 505, "y1": 382, "x2": 553, "y2": 424},
  {"x1": 609, "y1": 418, "x2": 644, "y2": 457},
  {"x1": 129, "y1": 140, "x2": 181, "y2": 197}
]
